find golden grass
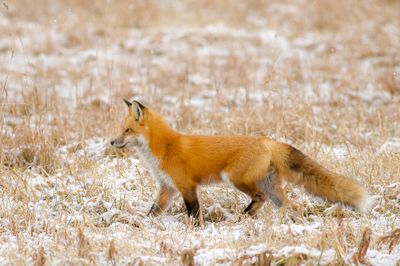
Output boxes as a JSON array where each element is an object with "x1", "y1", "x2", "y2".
[{"x1": 1, "y1": 0, "x2": 399, "y2": 265}]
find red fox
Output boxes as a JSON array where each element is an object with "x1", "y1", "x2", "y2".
[{"x1": 111, "y1": 99, "x2": 373, "y2": 219}]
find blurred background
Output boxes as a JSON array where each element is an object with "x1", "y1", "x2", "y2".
[
  {"x1": 1, "y1": 1, "x2": 399, "y2": 128},
  {"x1": 1, "y1": 0, "x2": 399, "y2": 162},
  {"x1": 0, "y1": 1, "x2": 399, "y2": 265}
]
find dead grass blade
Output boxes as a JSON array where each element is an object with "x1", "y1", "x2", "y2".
[
  {"x1": 352, "y1": 228, "x2": 372, "y2": 265},
  {"x1": 377, "y1": 228, "x2": 400, "y2": 254},
  {"x1": 34, "y1": 246, "x2": 46, "y2": 266},
  {"x1": 107, "y1": 239, "x2": 117, "y2": 265},
  {"x1": 234, "y1": 250, "x2": 272, "y2": 266},
  {"x1": 77, "y1": 227, "x2": 91, "y2": 258},
  {"x1": 180, "y1": 249, "x2": 195, "y2": 266}
]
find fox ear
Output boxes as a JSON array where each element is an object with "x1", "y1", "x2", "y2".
[
  {"x1": 131, "y1": 100, "x2": 145, "y2": 122},
  {"x1": 123, "y1": 98, "x2": 132, "y2": 108}
]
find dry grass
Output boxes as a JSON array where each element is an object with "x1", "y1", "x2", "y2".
[{"x1": 1, "y1": 0, "x2": 400, "y2": 265}]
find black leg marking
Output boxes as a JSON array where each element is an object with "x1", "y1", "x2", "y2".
[
  {"x1": 147, "y1": 187, "x2": 176, "y2": 217},
  {"x1": 243, "y1": 199, "x2": 257, "y2": 213},
  {"x1": 243, "y1": 192, "x2": 266, "y2": 216},
  {"x1": 147, "y1": 203, "x2": 158, "y2": 216},
  {"x1": 184, "y1": 198, "x2": 200, "y2": 219},
  {"x1": 182, "y1": 188, "x2": 200, "y2": 219}
]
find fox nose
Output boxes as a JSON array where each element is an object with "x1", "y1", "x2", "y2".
[{"x1": 110, "y1": 140, "x2": 115, "y2": 146}]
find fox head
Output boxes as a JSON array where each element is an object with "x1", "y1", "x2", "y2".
[{"x1": 110, "y1": 99, "x2": 148, "y2": 149}]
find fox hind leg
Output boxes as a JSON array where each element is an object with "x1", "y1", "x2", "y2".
[
  {"x1": 243, "y1": 192, "x2": 267, "y2": 216},
  {"x1": 258, "y1": 165, "x2": 298, "y2": 211},
  {"x1": 233, "y1": 182, "x2": 266, "y2": 216},
  {"x1": 240, "y1": 166, "x2": 289, "y2": 216},
  {"x1": 257, "y1": 165, "x2": 284, "y2": 207}
]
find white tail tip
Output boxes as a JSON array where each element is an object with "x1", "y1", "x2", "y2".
[{"x1": 357, "y1": 193, "x2": 375, "y2": 213}]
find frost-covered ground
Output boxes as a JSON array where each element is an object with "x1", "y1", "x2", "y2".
[
  {"x1": 1, "y1": 134, "x2": 400, "y2": 265},
  {"x1": 1, "y1": 0, "x2": 400, "y2": 265},
  {"x1": 2, "y1": 137, "x2": 400, "y2": 265}
]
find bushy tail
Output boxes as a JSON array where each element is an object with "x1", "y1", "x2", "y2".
[{"x1": 285, "y1": 146, "x2": 373, "y2": 213}]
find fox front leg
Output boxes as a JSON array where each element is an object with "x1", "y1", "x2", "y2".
[
  {"x1": 181, "y1": 187, "x2": 200, "y2": 220},
  {"x1": 148, "y1": 186, "x2": 176, "y2": 217}
]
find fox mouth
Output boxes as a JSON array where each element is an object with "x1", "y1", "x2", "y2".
[
  {"x1": 110, "y1": 141, "x2": 128, "y2": 148},
  {"x1": 114, "y1": 143, "x2": 127, "y2": 148}
]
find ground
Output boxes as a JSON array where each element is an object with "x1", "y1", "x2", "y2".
[{"x1": 0, "y1": 0, "x2": 400, "y2": 265}]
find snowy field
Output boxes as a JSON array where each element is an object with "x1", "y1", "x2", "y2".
[{"x1": 1, "y1": 0, "x2": 400, "y2": 265}]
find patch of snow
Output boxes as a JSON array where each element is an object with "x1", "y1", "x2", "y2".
[
  {"x1": 348, "y1": 83, "x2": 392, "y2": 106},
  {"x1": 272, "y1": 221, "x2": 321, "y2": 235},
  {"x1": 377, "y1": 138, "x2": 400, "y2": 154},
  {"x1": 276, "y1": 246, "x2": 336, "y2": 265},
  {"x1": 195, "y1": 248, "x2": 236, "y2": 265}
]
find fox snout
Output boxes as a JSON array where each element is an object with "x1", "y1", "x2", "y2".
[{"x1": 110, "y1": 136, "x2": 127, "y2": 148}]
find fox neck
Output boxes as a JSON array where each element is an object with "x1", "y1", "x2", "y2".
[
  {"x1": 135, "y1": 114, "x2": 179, "y2": 189},
  {"x1": 137, "y1": 114, "x2": 179, "y2": 160}
]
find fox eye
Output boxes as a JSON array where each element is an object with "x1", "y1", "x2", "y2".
[{"x1": 125, "y1": 128, "x2": 130, "y2": 133}]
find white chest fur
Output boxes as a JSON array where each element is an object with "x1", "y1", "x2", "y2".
[
  {"x1": 136, "y1": 136, "x2": 177, "y2": 190},
  {"x1": 221, "y1": 171, "x2": 235, "y2": 187}
]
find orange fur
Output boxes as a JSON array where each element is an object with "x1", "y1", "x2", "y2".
[{"x1": 111, "y1": 100, "x2": 373, "y2": 218}]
